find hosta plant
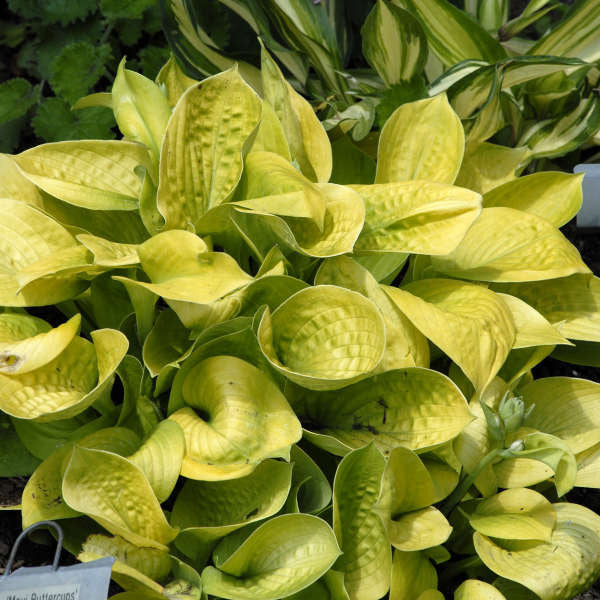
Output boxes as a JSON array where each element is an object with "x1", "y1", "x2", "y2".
[{"x1": 1, "y1": 50, "x2": 600, "y2": 600}]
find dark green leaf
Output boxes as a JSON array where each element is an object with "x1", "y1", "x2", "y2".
[
  {"x1": 375, "y1": 77, "x2": 428, "y2": 127},
  {"x1": 8, "y1": 0, "x2": 97, "y2": 24},
  {"x1": 0, "y1": 414, "x2": 41, "y2": 478},
  {"x1": 0, "y1": 78, "x2": 38, "y2": 123},
  {"x1": 100, "y1": 0, "x2": 156, "y2": 20}
]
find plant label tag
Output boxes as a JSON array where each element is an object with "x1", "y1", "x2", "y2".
[
  {"x1": 0, "y1": 557, "x2": 114, "y2": 600},
  {"x1": 574, "y1": 164, "x2": 600, "y2": 228}
]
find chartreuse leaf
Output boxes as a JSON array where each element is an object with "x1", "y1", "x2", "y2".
[
  {"x1": 482, "y1": 172, "x2": 583, "y2": 228},
  {"x1": 112, "y1": 58, "x2": 171, "y2": 161},
  {"x1": 388, "y1": 507, "x2": 452, "y2": 551},
  {"x1": 202, "y1": 514, "x2": 341, "y2": 600},
  {"x1": 260, "y1": 45, "x2": 331, "y2": 183},
  {"x1": 351, "y1": 181, "x2": 481, "y2": 255},
  {"x1": 249, "y1": 101, "x2": 291, "y2": 160},
  {"x1": 155, "y1": 55, "x2": 199, "y2": 109},
  {"x1": 575, "y1": 442, "x2": 600, "y2": 488},
  {"x1": 385, "y1": 279, "x2": 514, "y2": 391},
  {"x1": 333, "y1": 444, "x2": 391, "y2": 600},
  {"x1": 361, "y1": 0, "x2": 427, "y2": 86},
  {"x1": 168, "y1": 355, "x2": 301, "y2": 480},
  {"x1": 0, "y1": 328, "x2": 127, "y2": 421},
  {"x1": 468, "y1": 488, "x2": 556, "y2": 542},
  {"x1": 0, "y1": 313, "x2": 51, "y2": 341},
  {"x1": 474, "y1": 503, "x2": 600, "y2": 600},
  {"x1": 156, "y1": 68, "x2": 261, "y2": 231},
  {"x1": 171, "y1": 460, "x2": 292, "y2": 565},
  {"x1": 431, "y1": 208, "x2": 590, "y2": 282},
  {"x1": 454, "y1": 579, "x2": 506, "y2": 599},
  {"x1": 0, "y1": 153, "x2": 43, "y2": 207},
  {"x1": 62, "y1": 445, "x2": 178, "y2": 549},
  {"x1": 77, "y1": 234, "x2": 140, "y2": 268},
  {"x1": 375, "y1": 95, "x2": 464, "y2": 184},
  {"x1": 390, "y1": 550, "x2": 437, "y2": 600},
  {"x1": 257, "y1": 286, "x2": 385, "y2": 391},
  {"x1": 0, "y1": 314, "x2": 80, "y2": 375},
  {"x1": 288, "y1": 367, "x2": 471, "y2": 455},
  {"x1": 14, "y1": 140, "x2": 153, "y2": 211},
  {"x1": 315, "y1": 256, "x2": 429, "y2": 370},
  {"x1": 286, "y1": 444, "x2": 332, "y2": 514}
]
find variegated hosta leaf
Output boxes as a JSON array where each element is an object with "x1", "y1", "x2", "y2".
[
  {"x1": 468, "y1": 488, "x2": 556, "y2": 542},
  {"x1": 0, "y1": 199, "x2": 90, "y2": 306},
  {"x1": 288, "y1": 367, "x2": 472, "y2": 455},
  {"x1": 333, "y1": 444, "x2": 391, "y2": 600},
  {"x1": 351, "y1": 181, "x2": 481, "y2": 255},
  {"x1": 375, "y1": 95, "x2": 465, "y2": 185},
  {"x1": 494, "y1": 275, "x2": 600, "y2": 342},
  {"x1": 171, "y1": 459, "x2": 292, "y2": 564},
  {"x1": 385, "y1": 279, "x2": 515, "y2": 391},
  {"x1": 454, "y1": 579, "x2": 506, "y2": 600},
  {"x1": 431, "y1": 207, "x2": 590, "y2": 282},
  {"x1": 202, "y1": 514, "x2": 341, "y2": 600},
  {"x1": 361, "y1": 0, "x2": 427, "y2": 85},
  {"x1": 112, "y1": 58, "x2": 171, "y2": 161},
  {"x1": 14, "y1": 140, "x2": 153, "y2": 211},
  {"x1": 155, "y1": 55, "x2": 199, "y2": 109},
  {"x1": 0, "y1": 329, "x2": 127, "y2": 421},
  {"x1": 168, "y1": 355, "x2": 301, "y2": 480},
  {"x1": 0, "y1": 153, "x2": 43, "y2": 206},
  {"x1": 62, "y1": 445, "x2": 178, "y2": 549},
  {"x1": 0, "y1": 314, "x2": 80, "y2": 374},
  {"x1": 156, "y1": 68, "x2": 261, "y2": 231},
  {"x1": 315, "y1": 256, "x2": 429, "y2": 370},
  {"x1": 482, "y1": 172, "x2": 583, "y2": 228},
  {"x1": 257, "y1": 286, "x2": 384, "y2": 391},
  {"x1": 260, "y1": 45, "x2": 332, "y2": 183},
  {"x1": 474, "y1": 503, "x2": 600, "y2": 600},
  {"x1": 390, "y1": 550, "x2": 437, "y2": 600}
]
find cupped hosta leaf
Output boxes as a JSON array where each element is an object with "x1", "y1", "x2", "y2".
[
  {"x1": 385, "y1": 279, "x2": 515, "y2": 391},
  {"x1": 155, "y1": 55, "x2": 199, "y2": 109},
  {"x1": 14, "y1": 140, "x2": 153, "y2": 211},
  {"x1": 375, "y1": 95, "x2": 465, "y2": 184},
  {"x1": 257, "y1": 285, "x2": 385, "y2": 391},
  {"x1": 202, "y1": 514, "x2": 341, "y2": 600},
  {"x1": 468, "y1": 488, "x2": 556, "y2": 542},
  {"x1": 482, "y1": 172, "x2": 584, "y2": 228},
  {"x1": 0, "y1": 313, "x2": 51, "y2": 341},
  {"x1": 474, "y1": 502, "x2": 600, "y2": 600},
  {"x1": 286, "y1": 444, "x2": 332, "y2": 514},
  {"x1": 157, "y1": 68, "x2": 261, "y2": 231},
  {"x1": 388, "y1": 506, "x2": 452, "y2": 551},
  {"x1": 0, "y1": 153, "x2": 43, "y2": 207},
  {"x1": 454, "y1": 579, "x2": 506, "y2": 599},
  {"x1": 260, "y1": 45, "x2": 331, "y2": 183},
  {"x1": 112, "y1": 58, "x2": 171, "y2": 160},
  {"x1": 250, "y1": 101, "x2": 291, "y2": 160},
  {"x1": 333, "y1": 444, "x2": 391, "y2": 600},
  {"x1": 77, "y1": 234, "x2": 140, "y2": 267},
  {"x1": 171, "y1": 459, "x2": 292, "y2": 564},
  {"x1": 575, "y1": 442, "x2": 600, "y2": 488},
  {"x1": 168, "y1": 355, "x2": 301, "y2": 480},
  {"x1": 390, "y1": 550, "x2": 437, "y2": 600},
  {"x1": 431, "y1": 207, "x2": 590, "y2": 282},
  {"x1": 62, "y1": 445, "x2": 178, "y2": 549},
  {"x1": 315, "y1": 256, "x2": 429, "y2": 370},
  {"x1": 0, "y1": 314, "x2": 80, "y2": 374},
  {"x1": 351, "y1": 181, "x2": 481, "y2": 255},
  {"x1": 288, "y1": 368, "x2": 471, "y2": 455},
  {"x1": 361, "y1": 0, "x2": 427, "y2": 85}
]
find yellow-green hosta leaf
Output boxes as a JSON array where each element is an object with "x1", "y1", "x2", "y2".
[
  {"x1": 474, "y1": 503, "x2": 600, "y2": 600},
  {"x1": 361, "y1": 0, "x2": 427, "y2": 85},
  {"x1": 416, "y1": 591, "x2": 444, "y2": 600},
  {"x1": 202, "y1": 514, "x2": 341, "y2": 600},
  {"x1": 257, "y1": 286, "x2": 385, "y2": 391},
  {"x1": 333, "y1": 444, "x2": 391, "y2": 600},
  {"x1": 376, "y1": 95, "x2": 464, "y2": 184},
  {"x1": 62, "y1": 445, "x2": 178, "y2": 549},
  {"x1": 128, "y1": 420, "x2": 185, "y2": 503},
  {"x1": 482, "y1": 172, "x2": 583, "y2": 228},
  {"x1": 0, "y1": 153, "x2": 43, "y2": 207},
  {"x1": 156, "y1": 69, "x2": 261, "y2": 231},
  {"x1": 112, "y1": 59, "x2": 171, "y2": 160},
  {"x1": 455, "y1": 143, "x2": 529, "y2": 194},
  {"x1": 385, "y1": 279, "x2": 515, "y2": 391},
  {"x1": 77, "y1": 234, "x2": 140, "y2": 267},
  {"x1": 390, "y1": 550, "x2": 437, "y2": 600},
  {"x1": 496, "y1": 294, "x2": 571, "y2": 349},
  {"x1": 286, "y1": 444, "x2": 332, "y2": 515},
  {"x1": 168, "y1": 355, "x2": 301, "y2": 480},
  {"x1": 494, "y1": 456, "x2": 554, "y2": 491},
  {"x1": 315, "y1": 256, "x2": 429, "y2": 370},
  {"x1": 431, "y1": 207, "x2": 590, "y2": 282},
  {"x1": 261, "y1": 45, "x2": 331, "y2": 183},
  {"x1": 492, "y1": 578, "x2": 540, "y2": 600},
  {"x1": 424, "y1": 459, "x2": 459, "y2": 502},
  {"x1": 454, "y1": 580, "x2": 506, "y2": 600},
  {"x1": 0, "y1": 313, "x2": 51, "y2": 342},
  {"x1": 15, "y1": 140, "x2": 153, "y2": 211},
  {"x1": 388, "y1": 507, "x2": 452, "y2": 551},
  {"x1": 351, "y1": 181, "x2": 481, "y2": 255},
  {"x1": 155, "y1": 55, "x2": 199, "y2": 109},
  {"x1": 469, "y1": 488, "x2": 556, "y2": 542},
  {"x1": 249, "y1": 101, "x2": 291, "y2": 160},
  {"x1": 171, "y1": 460, "x2": 292, "y2": 565},
  {"x1": 575, "y1": 442, "x2": 600, "y2": 488},
  {"x1": 0, "y1": 314, "x2": 80, "y2": 375},
  {"x1": 288, "y1": 367, "x2": 471, "y2": 455}
]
